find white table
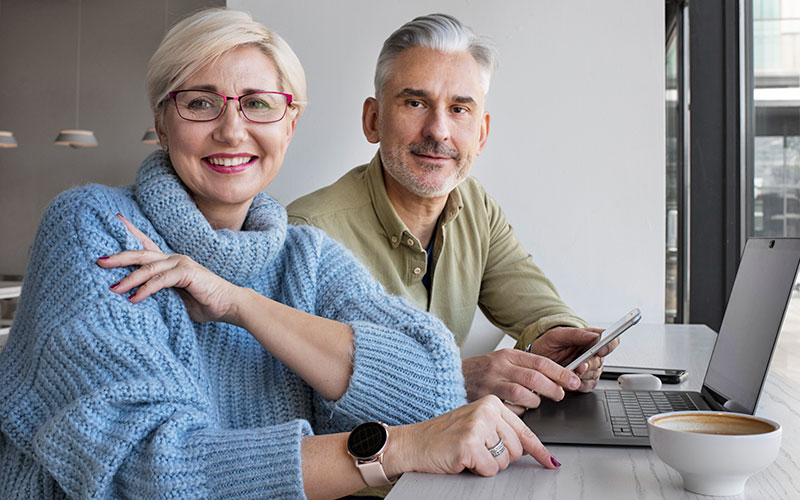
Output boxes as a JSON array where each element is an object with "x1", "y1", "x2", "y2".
[
  {"x1": 0, "y1": 280, "x2": 21, "y2": 350},
  {"x1": 387, "y1": 324, "x2": 800, "y2": 499}
]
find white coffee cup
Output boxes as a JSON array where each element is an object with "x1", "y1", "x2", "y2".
[{"x1": 648, "y1": 411, "x2": 781, "y2": 496}]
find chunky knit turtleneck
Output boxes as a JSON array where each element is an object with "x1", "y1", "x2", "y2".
[
  {"x1": 135, "y1": 150, "x2": 288, "y2": 283},
  {"x1": 0, "y1": 152, "x2": 466, "y2": 499}
]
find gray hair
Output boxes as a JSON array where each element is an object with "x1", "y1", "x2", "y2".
[{"x1": 374, "y1": 13, "x2": 499, "y2": 98}]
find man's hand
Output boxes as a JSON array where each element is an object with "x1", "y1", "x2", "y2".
[
  {"x1": 461, "y1": 349, "x2": 582, "y2": 415},
  {"x1": 529, "y1": 327, "x2": 618, "y2": 392}
]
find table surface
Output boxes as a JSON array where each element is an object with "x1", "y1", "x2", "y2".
[{"x1": 387, "y1": 323, "x2": 800, "y2": 500}]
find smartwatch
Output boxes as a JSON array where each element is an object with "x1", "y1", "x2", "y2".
[{"x1": 346, "y1": 422, "x2": 393, "y2": 486}]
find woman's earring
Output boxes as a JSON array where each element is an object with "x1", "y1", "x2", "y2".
[{"x1": 162, "y1": 144, "x2": 169, "y2": 153}]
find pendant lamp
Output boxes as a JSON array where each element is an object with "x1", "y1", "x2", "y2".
[
  {"x1": 55, "y1": 0, "x2": 98, "y2": 148},
  {"x1": 140, "y1": 0, "x2": 168, "y2": 145},
  {"x1": 0, "y1": 2, "x2": 17, "y2": 148},
  {"x1": 0, "y1": 131, "x2": 17, "y2": 149},
  {"x1": 141, "y1": 127, "x2": 159, "y2": 144}
]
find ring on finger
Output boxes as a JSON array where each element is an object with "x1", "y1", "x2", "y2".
[{"x1": 487, "y1": 438, "x2": 506, "y2": 458}]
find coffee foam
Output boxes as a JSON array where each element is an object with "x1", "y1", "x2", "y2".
[{"x1": 652, "y1": 413, "x2": 777, "y2": 436}]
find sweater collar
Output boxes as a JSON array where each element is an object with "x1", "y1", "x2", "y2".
[{"x1": 134, "y1": 150, "x2": 287, "y2": 284}]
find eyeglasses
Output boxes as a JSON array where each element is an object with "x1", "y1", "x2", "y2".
[{"x1": 169, "y1": 90, "x2": 293, "y2": 123}]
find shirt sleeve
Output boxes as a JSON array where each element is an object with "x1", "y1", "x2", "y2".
[
  {"x1": 295, "y1": 228, "x2": 467, "y2": 432},
  {"x1": 0, "y1": 188, "x2": 312, "y2": 499},
  {"x1": 477, "y1": 191, "x2": 588, "y2": 351}
]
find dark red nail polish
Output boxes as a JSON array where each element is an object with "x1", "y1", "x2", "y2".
[
  {"x1": 128, "y1": 293, "x2": 137, "y2": 301},
  {"x1": 98, "y1": 256, "x2": 110, "y2": 260},
  {"x1": 550, "y1": 456, "x2": 561, "y2": 468},
  {"x1": 109, "y1": 282, "x2": 120, "y2": 290}
]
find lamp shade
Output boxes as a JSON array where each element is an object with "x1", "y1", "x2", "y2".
[
  {"x1": 0, "y1": 131, "x2": 17, "y2": 148},
  {"x1": 54, "y1": 129, "x2": 98, "y2": 148},
  {"x1": 141, "y1": 127, "x2": 159, "y2": 144}
]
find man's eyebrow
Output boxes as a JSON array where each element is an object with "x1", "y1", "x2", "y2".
[
  {"x1": 452, "y1": 95, "x2": 477, "y2": 105},
  {"x1": 395, "y1": 88, "x2": 428, "y2": 99},
  {"x1": 394, "y1": 88, "x2": 477, "y2": 105}
]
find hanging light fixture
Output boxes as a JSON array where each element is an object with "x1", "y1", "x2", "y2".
[
  {"x1": 0, "y1": 131, "x2": 17, "y2": 149},
  {"x1": 55, "y1": 0, "x2": 97, "y2": 148},
  {"x1": 140, "y1": 0, "x2": 168, "y2": 145},
  {"x1": 141, "y1": 127, "x2": 158, "y2": 144},
  {"x1": 0, "y1": 2, "x2": 17, "y2": 148}
]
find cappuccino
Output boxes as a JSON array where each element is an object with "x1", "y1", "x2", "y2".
[{"x1": 651, "y1": 413, "x2": 776, "y2": 436}]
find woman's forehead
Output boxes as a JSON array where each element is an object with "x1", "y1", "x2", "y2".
[{"x1": 182, "y1": 46, "x2": 279, "y2": 92}]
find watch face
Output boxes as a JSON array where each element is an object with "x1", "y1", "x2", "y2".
[{"x1": 347, "y1": 422, "x2": 388, "y2": 459}]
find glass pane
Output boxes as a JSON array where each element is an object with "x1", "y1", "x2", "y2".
[
  {"x1": 752, "y1": 0, "x2": 800, "y2": 386},
  {"x1": 665, "y1": 30, "x2": 680, "y2": 323}
]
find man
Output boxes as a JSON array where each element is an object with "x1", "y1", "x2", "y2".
[{"x1": 288, "y1": 13, "x2": 615, "y2": 414}]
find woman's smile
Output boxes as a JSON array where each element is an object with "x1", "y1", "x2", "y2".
[{"x1": 202, "y1": 153, "x2": 258, "y2": 174}]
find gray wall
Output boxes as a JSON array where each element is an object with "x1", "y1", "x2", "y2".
[
  {"x1": 1, "y1": 0, "x2": 665, "y2": 327},
  {"x1": 0, "y1": 0, "x2": 223, "y2": 276},
  {"x1": 232, "y1": 0, "x2": 666, "y2": 325}
]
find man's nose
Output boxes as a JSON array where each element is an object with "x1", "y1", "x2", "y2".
[{"x1": 422, "y1": 108, "x2": 450, "y2": 142}]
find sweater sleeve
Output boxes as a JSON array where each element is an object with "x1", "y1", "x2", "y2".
[
  {"x1": 287, "y1": 227, "x2": 467, "y2": 431},
  {"x1": 0, "y1": 187, "x2": 312, "y2": 499}
]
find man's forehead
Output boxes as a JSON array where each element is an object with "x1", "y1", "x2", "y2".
[{"x1": 384, "y1": 47, "x2": 485, "y2": 101}]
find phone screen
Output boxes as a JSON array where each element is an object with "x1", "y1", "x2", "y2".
[{"x1": 564, "y1": 308, "x2": 641, "y2": 371}]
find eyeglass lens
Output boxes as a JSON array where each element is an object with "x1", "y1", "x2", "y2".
[{"x1": 174, "y1": 90, "x2": 288, "y2": 123}]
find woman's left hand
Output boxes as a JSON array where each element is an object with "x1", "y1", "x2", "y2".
[{"x1": 97, "y1": 214, "x2": 244, "y2": 323}]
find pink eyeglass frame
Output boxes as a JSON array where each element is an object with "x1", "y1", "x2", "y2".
[{"x1": 168, "y1": 89, "x2": 294, "y2": 123}]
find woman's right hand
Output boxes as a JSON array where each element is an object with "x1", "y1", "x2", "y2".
[
  {"x1": 385, "y1": 395, "x2": 560, "y2": 478},
  {"x1": 97, "y1": 214, "x2": 246, "y2": 324}
]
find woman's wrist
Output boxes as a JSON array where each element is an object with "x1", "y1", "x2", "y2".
[
  {"x1": 383, "y1": 424, "x2": 414, "y2": 479},
  {"x1": 223, "y1": 285, "x2": 256, "y2": 327}
]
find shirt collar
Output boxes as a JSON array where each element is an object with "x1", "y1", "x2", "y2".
[{"x1": 365, "y1": 151, "x2": 463, "y2": 249}]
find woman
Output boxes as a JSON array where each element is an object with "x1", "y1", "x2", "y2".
[{"x1": 0, "y1": 9, "x2": 557, "y2": 499}]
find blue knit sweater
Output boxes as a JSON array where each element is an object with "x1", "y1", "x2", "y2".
[{"x1": 0, "y1": 151, "x2": 466, "y2": 499}]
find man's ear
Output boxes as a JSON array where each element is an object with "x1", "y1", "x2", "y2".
[
  {"x1": 476, "y1": 111, "x2": 490, "y2": 155},
  {"x1": 362, "y1": 97, "x2": 380, "y2": 144}
]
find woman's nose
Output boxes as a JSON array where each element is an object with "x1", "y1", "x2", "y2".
[{"x1": 213, "y1": 101, "x2": 248, "y2": 145}]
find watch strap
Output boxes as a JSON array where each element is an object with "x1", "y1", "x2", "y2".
[{"x1": 355, "y1": 457, "x2": 392, "y2": 486}]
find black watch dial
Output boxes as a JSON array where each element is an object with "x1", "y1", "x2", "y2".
[{"x1": 347, "y1": 422, "x2": 387, "y2": 459}]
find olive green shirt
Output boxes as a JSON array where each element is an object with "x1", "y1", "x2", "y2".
[{"x1": 287, "y1": 153, "x2": 587, "y2": 350}]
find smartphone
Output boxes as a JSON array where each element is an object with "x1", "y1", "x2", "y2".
[
  {"x1": 600, "y1": 365, "x2": 688, "y2": 384},
  {"x1": 564, "y1": 308, "x2": 642, "y2": 371}
]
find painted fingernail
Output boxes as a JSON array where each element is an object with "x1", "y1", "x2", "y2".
[
  {"x1": 109, "y1": 282, "x2": 120, "y2": 290},
  {"x1": 128, "y1": 293, "x2": 137, "y2": 302},
  {"x1": 550, "y1": 456, "x2": 561, "y2": 468},
  {"x1": 98, "y1": 256, "x2": 110, "y2": 260}
]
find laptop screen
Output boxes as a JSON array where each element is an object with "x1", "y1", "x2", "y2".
[{"x1": 702, "y1": 238, "x2": 800, "y2": 413}]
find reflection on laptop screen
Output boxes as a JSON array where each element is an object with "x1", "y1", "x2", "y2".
[{"x1": 703, "y1": 239, "x2": 800, "y2": 413}]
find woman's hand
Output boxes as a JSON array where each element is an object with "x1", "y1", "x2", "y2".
[
  {"x1": 385, "y1": 395, "x2": 560, "y2": 478},
  {"x1": 97, "y1": 214, "x2": 245, "y2": 324}
]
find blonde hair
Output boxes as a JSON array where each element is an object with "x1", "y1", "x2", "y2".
[{"x1": 146, "y1": 8, "x2": 307, "y2": 124}]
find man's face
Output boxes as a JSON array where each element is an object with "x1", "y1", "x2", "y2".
[{"x1": 364, "y1": 46, "x2": 490, "y2": 199}]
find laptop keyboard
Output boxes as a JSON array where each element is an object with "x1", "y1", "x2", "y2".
[{"x1": 605, "y1": 391, "x2": 699, "y2": 437}]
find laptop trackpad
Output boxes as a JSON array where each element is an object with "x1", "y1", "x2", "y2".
[{"x1": 523, "y1": 392, "x2": 610, "y2": 442}]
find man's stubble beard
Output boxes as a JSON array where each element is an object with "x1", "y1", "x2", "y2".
[{"x1": 380, "y1": 139, "x2": 473, "y2": 198}]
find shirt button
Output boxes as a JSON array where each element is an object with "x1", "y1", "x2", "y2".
[
  {"x1": 391, "y1": 236, "x2": 398, "y2": 244},
  {"x1": 407, "y1": 238, "x2": 414, "y2": 246},
  {"x1": 413, "y1": 267, "x2": 422, "y2": 275}
]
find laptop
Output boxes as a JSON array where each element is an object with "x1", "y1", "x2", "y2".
[{"x1": 523, "y1": 237, "x2": 800, "y2": 446}]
